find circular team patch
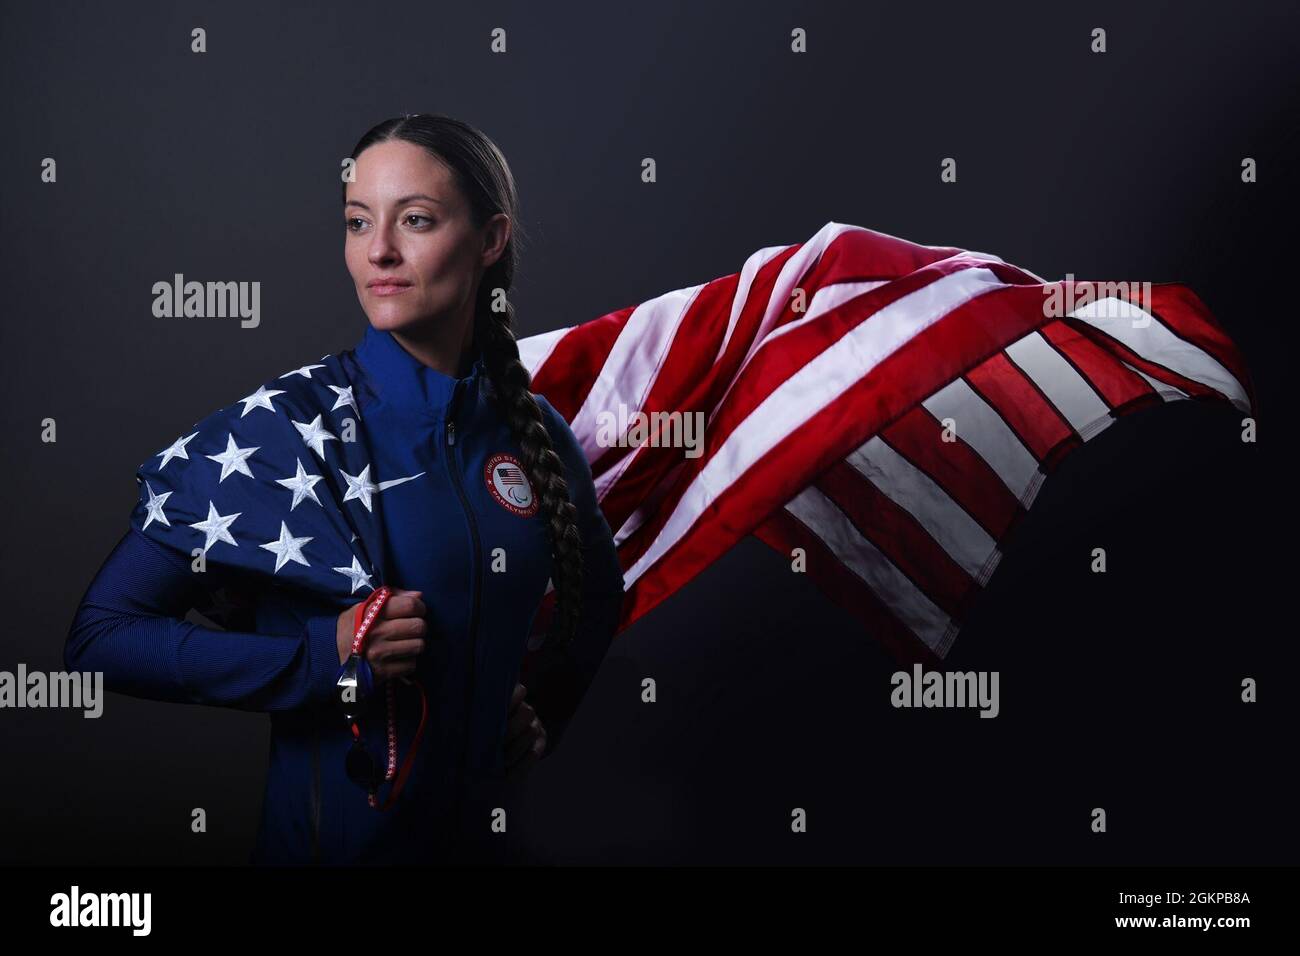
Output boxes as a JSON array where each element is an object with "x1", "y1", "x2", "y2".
[{"x1": 485, "y1": 453, "x2": 539, "y2": 517}]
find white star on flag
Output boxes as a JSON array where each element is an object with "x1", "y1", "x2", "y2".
[
  {"x1": 206, "y1": 434, "x2": 260, "y2": 482},
  {"x1": 189, "y1": 501, "x2": 241, "y2": 552},
  {"x1": 142, "y1": 481, "x2": 172, "y2": 529},
  {"x1": 260, "y1": 521, "x2": 313, "y2": 573},
  {"x1": 275, "y1": 458, "x2": 325, "y2": 510},
  {"x1": 339, "y1": 465, "x2": 379, "y2": 511},
  {"x1": 157, "y1": 431, "x2": 199, "y2": 470},
  {"x1": 280, "y1": 364, "x2": 326, "y2": 380},
  {"x1": 333, "y1": 556, "x2": 374, "y2": 594},
  {"x1": 292, "y1": 415, "x2": 338, "y2": 458},
  {"x1": 238, "y1": 384, "x2": 286, "y2": 417},
  {"x1": 328, "y1": 385, "x2": 359, "y2": 416}
]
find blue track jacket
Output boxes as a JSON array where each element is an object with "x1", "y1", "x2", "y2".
[{"x1": 65, "y1": 325, "x2": 626, "y2": 864}]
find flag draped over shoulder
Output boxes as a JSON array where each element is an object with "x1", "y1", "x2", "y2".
[
  {"x1": 520, "y1": 221, "x2": 1257, "y2": 663},
  {"x1": 129, "y1": 352, "x2": 399, "y2": 628}
]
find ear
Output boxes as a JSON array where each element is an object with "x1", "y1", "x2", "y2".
[{"x1": 480, "y1": 213, "x2": 511, "y2": 270}]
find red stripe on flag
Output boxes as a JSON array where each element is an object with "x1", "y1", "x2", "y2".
[
  {"x1": 1038, "y1": 320, "x2": 1155, "y2": 410},
  {"x1": 1139, "y1": 284, "x2": 1256, "y2": 408},
  {"x1": 964, "y1": 352, "x2": 1074, "y2": 462}
]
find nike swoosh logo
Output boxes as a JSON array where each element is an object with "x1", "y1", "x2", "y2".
[{"x1": 377, "y1": 472, "x2": 426, "y2": 490}]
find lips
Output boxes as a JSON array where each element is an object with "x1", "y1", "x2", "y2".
[{"x1": 368, "y1": 278, "x2": 413, "y2": 296}]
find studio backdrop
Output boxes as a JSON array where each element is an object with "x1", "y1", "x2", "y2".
[{"x1": 0, "y1": 0, "x2": 1293, "y2": 865}]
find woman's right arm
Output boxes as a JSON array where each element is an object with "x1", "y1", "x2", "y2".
[{"x1": 65, "y1": 527, "x2": 348, "y2": 712}]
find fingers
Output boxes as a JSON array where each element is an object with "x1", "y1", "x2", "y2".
[
  {"x1": 343, "y1": 589, "x2": 432, "y2": 684},
  {"x1": 372, "y1": 636, "x2": 425, "y2": 661},
  {"x1": 368, "y1": 637, "x2": 423, "y2": 682},
  {"x1": 504, "y1": 683, "x2": 543, "y2": 775},
  {"x1": 373, "y1": 615, "x2": 428, "y2": 643},
  {"x1": 505, "y1": 699, "x2": 536, "y2": 746},
  {"x1": 505, "y1": 725, "x2": 546, "y2": 777},
  {"x1": 366, "y1": 594, "x2": 428, "y2": 681},
  {"x1": 367, "y1": 631, "x2": 425, "y2": 671},
  {"x1": 381, "y1": 590, "x2": 426, "y2": 621},
  {"x1": 505, "y1": 684, "x2": 543, "y2": 766}
]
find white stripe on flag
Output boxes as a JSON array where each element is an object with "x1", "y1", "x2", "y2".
[
  {"x1": 921, "y1": 376, "x2": 1041, "y2": 498},
  {"x1": 700, "y1": 279, "x2": 891, "y2": 444},
  {"x1": 1070, "y1": 297, "x2": 1249, "y2": 412},
  {"x1": 1121, "y1": 360, "x2": 1189, "y2": 401},
  {"x1": 570, "y1": 284, "x2": 704, "y2": 460},
  {"x1": 1005, "y1": 331, "x2": 1114, "y2": 438},
  {"x1": 758, "y1": 279, "x2": 890, "y2": 351},
  {"x1": 709, "y1": 222, "x2": 862, "y2": 421},
  {"x1": 784, "y1": 484, "x2": 952, "y2": 651},
  {"x1": 519, "y1": 326, "x2": 572, "y2": 378},
  {"x1": 846, "y1": 436, "x2": 997, "y2": 580}
]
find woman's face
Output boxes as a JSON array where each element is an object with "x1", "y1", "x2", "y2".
[{"x1": 343, "y1": 139, "x2": 507, "y2": 338}]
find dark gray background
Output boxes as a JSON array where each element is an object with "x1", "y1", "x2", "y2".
[{"x1": 1, "y1": 0, "x2": 1294, "y2": 864}]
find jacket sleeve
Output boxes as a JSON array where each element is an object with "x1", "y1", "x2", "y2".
[
  {"x1": 520, "y1": 396, "x2": 627, "y2": 759},
  {"x1": 65, "y1": 526, "x2": 345, "y2": 712}
]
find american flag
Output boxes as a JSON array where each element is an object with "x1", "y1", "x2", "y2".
[
  {"x1": 520, "y1": 221, "x2": 1256, "y2": 664},
  {"x1": 495, "y1": 465, "x2": 527, "y2": 486},
  {"x1": 131, "y1": 220, "x2": 1255, "y2": 664}
]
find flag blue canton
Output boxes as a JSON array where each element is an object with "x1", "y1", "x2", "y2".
[{"x1": 128, "y1": 352, "x2": 409, "y2": 618}]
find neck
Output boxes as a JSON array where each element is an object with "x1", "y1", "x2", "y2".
[{"x1": 389, "y1": 306, "x2": 477, "y2": 378}]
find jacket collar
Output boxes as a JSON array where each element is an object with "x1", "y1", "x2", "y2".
[{"x1": 354, "y1": 323, "x2": 486, "y2": 418}]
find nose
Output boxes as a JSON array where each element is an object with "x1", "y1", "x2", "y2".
[{"x1": 367, "y1": 221, "x2": 401, "y2": 266}]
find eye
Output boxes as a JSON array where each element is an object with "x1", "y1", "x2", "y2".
[
  {"x1": 345, "y1": 217, "x2": 367, "y2": 233},
  {"x1": 405, "y1": 214, "x2": 433, "y2": 228}
]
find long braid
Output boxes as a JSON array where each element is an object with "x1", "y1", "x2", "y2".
[{"x1": 475, "y1": 283, "x2": 584, "y2": 650}]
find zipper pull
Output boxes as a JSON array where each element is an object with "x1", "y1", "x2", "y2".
[{"x1": 447, "y1": 419, "x2": 456, "y2": 446}]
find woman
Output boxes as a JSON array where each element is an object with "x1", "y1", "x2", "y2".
[{"x1": 65, "y1": 114, "x2": 627, "y2": 865}]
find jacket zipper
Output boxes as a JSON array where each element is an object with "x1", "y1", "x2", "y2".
[{"x1": 444, "y1": 410, "x2": 483, "y2": 782}]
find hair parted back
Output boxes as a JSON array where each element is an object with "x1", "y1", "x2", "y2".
[{"x1": 344, "y1": 112, "x2": 583, "y2": 650}]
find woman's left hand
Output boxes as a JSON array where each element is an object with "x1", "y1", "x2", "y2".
[{"x1": 504, "y1": 682, "x2": 547, "y2": 776}]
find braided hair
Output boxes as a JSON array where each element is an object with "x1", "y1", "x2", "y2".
[{"x1": 345, "y1": 113, "x2": 583, "y2": 650}]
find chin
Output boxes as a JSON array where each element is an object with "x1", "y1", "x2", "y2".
[{"x1": 361, "y1": 301, "x2": 418, "y2": 333}]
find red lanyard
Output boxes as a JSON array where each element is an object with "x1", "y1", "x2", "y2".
[{"x1": 350, "y1": 586, "x2": 429, "y2": 811}]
